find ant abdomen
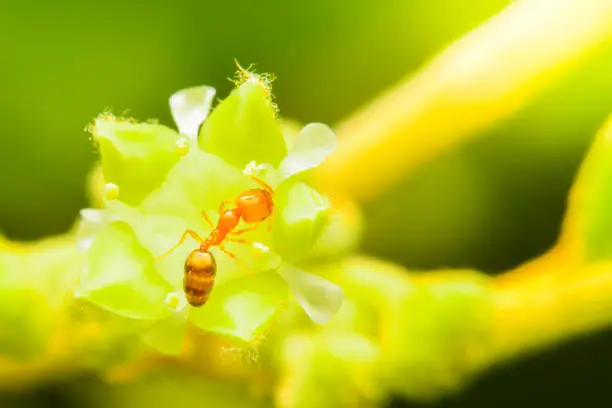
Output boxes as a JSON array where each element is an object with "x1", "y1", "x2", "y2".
[{"x1": 184, "y1": 249, "x2": 217, "y2": 307}]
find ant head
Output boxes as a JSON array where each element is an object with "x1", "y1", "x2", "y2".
[{"x1": 236, "y1": 189, "x2": 274, "y2": 223}]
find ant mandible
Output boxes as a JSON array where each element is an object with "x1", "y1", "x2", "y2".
[{"x1": 154, "y1": 175, "x2": 274, "y2": 307}]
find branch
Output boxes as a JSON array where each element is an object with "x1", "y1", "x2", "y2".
[
  {"x1": 315, "y1": 0, "x2": 612, "y2": 203},
  {"x1": 490, "y1": 114, "x2": 612, "y2": 365}
]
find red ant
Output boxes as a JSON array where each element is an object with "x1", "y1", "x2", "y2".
[{"x1": 154, "y1": 176, "x2": 275, "y2": 307}]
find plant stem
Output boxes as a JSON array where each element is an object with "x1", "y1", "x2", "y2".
[
  {"x1": 490, "y1": 248, "x2": 612, "y2": 365},
  {"x1": 315, "y1": 0, "x2": 612, "y2": 203}
]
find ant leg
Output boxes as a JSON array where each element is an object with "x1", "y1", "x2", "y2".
[
  {"x1": 266, "y1": 212, "x2": 275, "y2": 232},
  {"x1": 247, "y1": 175, "x2": 274, "y2": 195},
  {"x1": 200, "y1": 211, "x2": 214, "y2": 229},
  {"x1": 226, "y1": 237, "x2": 255, "y2": 245},
  {"x1": 230, "y1": 224, "x2": 261, "y2": 236},
  {"x1": 218, "y1": 245, "x2": 254, "y2": 277},
  {"x1": 226, "y1": 237, "x2": 271, "y2": 255},
  {"x1": 220, "y1": 241, "x2": 286, "y2": 309},
  {"x1": 154, "y1": 229, "x2": 204, "y2": 262},
  {"x1": 219, "y1": 200, "x2": 234, "y2": 214},
  {"x1": 201, "y1": 199, "x2": 232, "y2": 229}
]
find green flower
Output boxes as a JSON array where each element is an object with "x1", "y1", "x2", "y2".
[{"x1": 75, "y1": 71, "x2": 343, "y2": 355}]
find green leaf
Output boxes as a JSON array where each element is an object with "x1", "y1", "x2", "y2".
[
  {"x1": 93, "y1": 119, "x2": 182, "y2": 205},
  {"x1": 272, "y1": 182, "x2": 330, "y2": 263},
  {"x1": 75, "y1": 221, "x2": 173, "y2": 320},
  {"x1": 199, "y1": 82, "x2": 287, "y2": 168},
  {"x1": 189, "y1": 271, "x2": 286, "y2": 341},
  {"x1": 277, "y1": 123, "x2": 336, "y2": 182}
]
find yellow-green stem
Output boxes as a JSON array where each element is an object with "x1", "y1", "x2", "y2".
[
  {"x1": 316, "y1": 0, "x2": 612, "y2": 203},
  {"x1": 490, "y1": 250, "x2": 612, "y2": 365}
]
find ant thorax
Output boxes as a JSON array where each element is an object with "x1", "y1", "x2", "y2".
[{"x1": 218, "y1": 209, "x2": 241, "y2": 231}]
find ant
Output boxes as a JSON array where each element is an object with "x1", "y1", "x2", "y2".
[{"x1": 154, "y1": 175, "x2": 275, "y2": 307}]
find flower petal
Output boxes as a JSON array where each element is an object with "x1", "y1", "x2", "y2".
[
  {"x1": 169, "y1": 86, "x2": 216, "y2": 140},
  {"x1": 199, "y1": 82, "x2": 287, "y2": 168},
  {"x1": 242, "y1": 161, "x2": 280, "y2": 190},
  {"x1": 113, "y1": 207, "x2": 194, "y2": 290},
  {"x1": 141, "y1": 311, "x2": 188, "y2": 355},
  {"x1": 272, "y1": 182, "x2": 330, "y2": 263},
  {"x1": 107, "y1": 199, "x2": 280, "y2": 291},
  {"x1": 93, "y1": 119, "x2": 183, "y2": 205},
  {"x1": 277, "y1": 263, "x2": 343, "y2": 325},
  {"x1": 141, "y1": 149, "x2": 248, "y2": 217},
  {"x1": 189, "y1": 271, "x2": 286, "y2": 341},
  {"x1": 75, "y1": 221, "x2": 173, "y2": 320},
  {"x1": 277, "y1": 123, "x2": 337, "y2": 182},
  {"x1": 307, "y1": 197, "x2": 364, "y2": 262},
  {"x1": 75, "y1": 208, "x2": 112, "y2": 252}
]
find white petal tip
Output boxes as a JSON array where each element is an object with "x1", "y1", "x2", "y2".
[
  {"x1": 169, "y1": 86, "x2": 216, "y2": 139},
  {"x1": 277, "y1": 123, "x2": 337, "y2": 182},
  {"x1": 303, "y1": 286, "x2": 344, "y2": 325},
  {"x1": 277, "y1": 264, "x2": 344, "y2": 325},
  {"x1": 79, "y1": 208, "x2": 105, "y2": 224}
]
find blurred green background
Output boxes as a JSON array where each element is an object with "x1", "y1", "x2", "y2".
[{"x1": 2, "y1": 0, "x2": 612, "y2": 407}]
